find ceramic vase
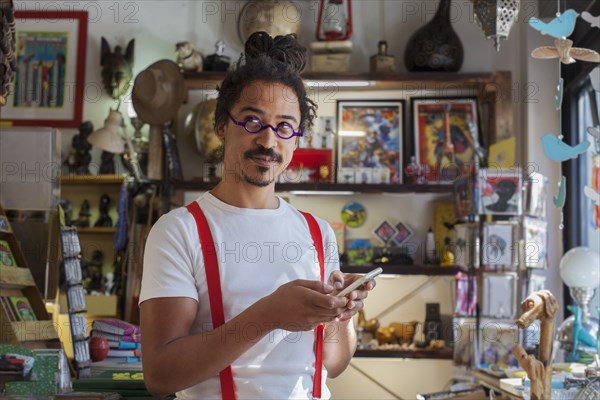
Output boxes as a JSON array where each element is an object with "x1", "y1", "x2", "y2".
[{"x1": 404, "y1": 0, "x2": 464, "y2": 72}]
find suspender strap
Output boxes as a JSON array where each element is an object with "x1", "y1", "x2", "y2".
[
  {"x1": 186, "y1": 202, "x2": 236, "y2": 400},
  {"x1": 299, "y1": 211, "x2": 325, "y2": 400}
]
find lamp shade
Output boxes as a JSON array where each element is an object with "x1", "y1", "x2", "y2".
[
  {"x1": 87, "y1": 110, "x2": 125, "y2": 154},
  {"x1": 559, "y1": 246, "x2": 600, "y2": 288}
]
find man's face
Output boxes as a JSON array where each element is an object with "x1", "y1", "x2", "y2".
[{"x1": 217, "y1": 81, "x2": 300, "y2": 187}]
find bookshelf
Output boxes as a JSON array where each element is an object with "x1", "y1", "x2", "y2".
[{"x1": 0, "y1": 205, "x2": 61, "y2": 350}]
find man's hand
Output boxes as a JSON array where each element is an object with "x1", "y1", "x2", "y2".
[
  {"x1": 328, "y1": 271, "x2": 376, "y2": 321},
  {"x1": 260, "y1": 279, "x2": 349, "y2": 332}
]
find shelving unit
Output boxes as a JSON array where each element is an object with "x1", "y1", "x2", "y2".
[
  {"x1": 354, "y1": 348, "x2": 453, "y2": 359},
  {"x1": 0, "y1": 205, "x2": 61, "y2": 350},
  {"x1": 341, "y1": 265, "x2": 465, "y2": 275}
]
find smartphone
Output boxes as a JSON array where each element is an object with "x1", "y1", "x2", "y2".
[{"x1": 336, "y1": 267, "x2": 382, "y2": 297}]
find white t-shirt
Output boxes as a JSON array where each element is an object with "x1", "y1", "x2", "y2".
[{"x1": 139, "y1": 193, "x2": 340, "y2": 399}]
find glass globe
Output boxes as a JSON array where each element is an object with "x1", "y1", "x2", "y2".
[{"x1": 559, "y1": 247, "x2": 600, "y2": 288}]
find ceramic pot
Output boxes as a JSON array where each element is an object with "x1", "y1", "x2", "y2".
[{"x1": 404, "y1": 0, "x2": 464, "y2": 72}]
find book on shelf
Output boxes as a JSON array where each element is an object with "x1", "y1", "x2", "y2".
[
  {"x1": 91, "y1": 330, "x2": 141, "y2": 343},
  {"x1": 105, "y1": 356, "x2": 142, "y2": 363},
  {"x1": 0, "y1": 239, "x2": 17, "y2": 267},
  {"x1": 8, "y1": 296, "x2": 36, "y2": 321},
  {"x1": 92, "y1": 318, "x2": 140, "y2": 336},
  {"x1": 0, "y1": 296, "x2": 18, "y2": 321},
  {"x1": 107, "y1": 341, "x2": 140, "y2": 350},
  {"x1": 107, "y1": 348, "x2": 141, "y2": 358}
]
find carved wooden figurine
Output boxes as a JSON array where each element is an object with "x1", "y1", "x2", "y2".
[{"x1": 514, "y1": 290, "x2": 559, "y2": 399}]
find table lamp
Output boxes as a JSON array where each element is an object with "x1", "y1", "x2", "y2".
[{"x1": 557, "y1": 246, "x2": 600, "y2": 361}]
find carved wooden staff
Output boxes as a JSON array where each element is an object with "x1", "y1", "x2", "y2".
[{"x1": 514, "y1": 290, "x2": 559, "y2": 400}]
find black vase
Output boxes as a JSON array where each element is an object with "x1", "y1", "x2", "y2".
[{"x1": 404, "y1": 0, "x2": 464, "y2": 72}]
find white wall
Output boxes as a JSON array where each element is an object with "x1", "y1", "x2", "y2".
[{"x1": 14, "y1": 0, "x2": 565, "y2": 397}]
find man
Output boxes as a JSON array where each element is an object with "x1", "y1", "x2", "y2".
[{"x1": 140, "y1": 32, "x2": 375, "y2": 399}]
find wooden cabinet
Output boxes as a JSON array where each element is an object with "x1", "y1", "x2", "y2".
[{"x1": 0, "y1": 205, "x2": 61, "y2": 350}]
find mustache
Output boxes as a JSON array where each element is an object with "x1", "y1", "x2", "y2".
[{"x1": 244, "y1": 146, "x2": 283, "y2": 163}]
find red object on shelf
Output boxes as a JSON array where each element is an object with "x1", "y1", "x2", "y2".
[
  {"x1": 287, "y1": 148, "x2": 334, "y2": 183},
  {"x1": 316, "y1": 0, "x2": 353, "y2": 41},
  {"x1": 89, "y1": 336, "x2": 110, "y2": 361}
]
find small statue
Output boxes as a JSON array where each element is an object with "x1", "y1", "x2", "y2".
[
  {"x1": 75, "y1": 199, "x2": 91, "y2": 228},
  {"x1": 203, "y1": 40, "x2": 231, "y2": 71},
  {"x1": 100, "y1": 37, "x2": 135, "y2": 100},
  {"x1": 175, "y1": 41, "x2": 204, "y2": 72},
  {"x1": 64, "y1": 121, "x2": 93, "y2": 175},
  {"x1": 94, "y1": 194, "x2": 113, "y2": 227},
  {"x1": 82, "y1": 250, "x2": 104, "y2": 293},
  {"x1": 99, "y1": 151, "x2": 116, "y2": 175}
]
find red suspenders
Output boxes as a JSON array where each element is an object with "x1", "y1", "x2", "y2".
[{"x1": 186, "y1": 202, "x2": 325, "y2": 399}]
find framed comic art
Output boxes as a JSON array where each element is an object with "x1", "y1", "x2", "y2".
[
  {"x1": 336, "y1": 100, "x2": 404, "y2": 184},
  {"x1": 482, "y1": 221, "x2": 519, "y2": 270},
  {"x1": 411, "y1": 97, "x2": 479, "y2": 183},
  {"x1": 478, "y1": 168, "x2": 523, "y2": 215},
  {"x1": 1, "y1": 11, "x2": 88, "y2": 128}
]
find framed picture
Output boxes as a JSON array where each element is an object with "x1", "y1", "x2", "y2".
[
  {"x1": 480, "y1": 273, "x2": 518, "y2": 318},
  {"x1": 524, "y1": 172, "x2": 548, "y2": 219},
  {"x1": 522, "y1": 217, "x2": 548, "y2": 269},
  {"x1": 393, "y1": 222, "x2": 414, "y2": 246},
  {"x1": 336, "y1": 100, "x2": 404, "y2": 184},
  {"x1": 454, "y1": 222, "x2": 479, "y2": 269},
  {"x1": 477, "y1": 318, "x2": 521, "y2": 371},
  {"x1": 373, "y1": 220, "x2": 397, "y2": 246},
  {"x1": 453, "y1": 317, "x2": 476, "y2": 367},
  {"x1": 2, "y1": 11, "x2": 88, "y2": 128},
  {"x1": 411, "y1": 97, "x2": 479, "y2": 183},
  {"x1": 478, "y1": 168, "x2": 523, "y2": 215},
  {"x1": 346, "y1": 239, "x2": 374, "y2": 266},
  {"x1": 482, "y1": 221, "x2": 518, "y2": 270}
]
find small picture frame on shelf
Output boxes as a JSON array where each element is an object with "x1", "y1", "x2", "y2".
[
  {"x1": 480, "y1": 273, "x2": 518, "y2": 318},
  {"x1": 477, "y1": 318, "x2": 521, "y2": 370},
  {"x1": 481, "y1": 221, "x2": 518, "y2": 270},
  {"x1": 522, "y1": 217, "x2": 548, "y2": 269},
  {"x1": 338, "y1": 167, "x2": 356, "y2": 184},
  {"x1": 392, "y1": 222, "x2": 414, "y2": 247},
  {"x1": 346, "y1": 239, "x2": 374, "y2": 266},
  {"x1": 336, "y1": 100, "x2": 404, "y2": 184},
  {"x1": 373, "y1": 220, "x2": 397, "y2": 246},
  {"x1": 478, "y1": 168, "x2": 523, "y2": 215},
  {"x1": 8, "y1": 295, "x2": 37, "y2": 321},
  {"x1": 524, "y1": 172, "x2": 548, "y2": 219},
  {"x1": 454, "y1": 222, "x2": 479, "y2": 269},
  {"x1": 453, "y1": 317, "x2": 476, "y2": 367},
  {"x1": 411, "y1": 97, "x2": 479, "y2": 184}
]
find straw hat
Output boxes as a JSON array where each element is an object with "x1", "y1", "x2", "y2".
[{"x1": 132, "y1": 59, "x2": 183, "y2": 125}]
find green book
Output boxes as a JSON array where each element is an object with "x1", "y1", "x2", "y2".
[{"x1": 73, "y1": 370, "x2": 148, "y2": 391}]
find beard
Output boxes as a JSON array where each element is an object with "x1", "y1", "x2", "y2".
[
  {"x1": 242, "y1": 146, "x2": 283, "y2": 187},
  {"x1": 243, "y1": 166, "x2": 274, "y2": 187}
]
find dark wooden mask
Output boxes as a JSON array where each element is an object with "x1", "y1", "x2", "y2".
[{"x1": 100, "y1": 37, "x2": 135, "y2": 100}]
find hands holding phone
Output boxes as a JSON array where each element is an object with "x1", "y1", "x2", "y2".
[{"x1": 328, "y1": 267, "x2": 381, "y2": 321}]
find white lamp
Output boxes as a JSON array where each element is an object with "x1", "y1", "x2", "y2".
[{"x1": 559, "y1": 246, "x2": 600, "y2": 321}]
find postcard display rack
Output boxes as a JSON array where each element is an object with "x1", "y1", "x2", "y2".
[
  {"x1": 452, "y1": 169, "x2": 546, "y2": 373},
  {"x1": 59, "y1": 225, "x2": 92, "y2": 378}
]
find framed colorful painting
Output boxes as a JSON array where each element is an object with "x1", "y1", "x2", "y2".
[
  {"x1": 411, "y1": 97, "x2": 479, "y2": 183},
  {"x1": 336, "y1": 100, "x2": 404, "y2": 184},
  {"x1": 1, "y1": 11, "x2": 87, "y2": 128}
]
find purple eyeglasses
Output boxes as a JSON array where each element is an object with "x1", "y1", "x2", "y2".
[{"x1": 228, "y1": 112, "x2": 302, "y2": 139}]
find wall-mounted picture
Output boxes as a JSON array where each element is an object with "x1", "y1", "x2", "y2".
[
  {"x1": 482, "y1": 222, "x2": 518, "y2": 270},
  {"x1": 522, "y1": 217, "x2": 548, "y2": 269},
  {"x1": 346, "y1": 239, "x2": 374, "y2": 266},
  {"x1": 2, "y1": 11, "x2": 88, "y2": 128},
  {"x1": 337, "y1": 100, "x2": 404, "y2": 184},
  {"x1": 454, "y1": 222, "x2": 479, "y2": 269},
  {"x1": 411, "y1": 98, "x2": 479, "y2": 183},
  {"x1": 393, "y1": 222, "x2": 414, "y2": 246},
  {"x1": 524, "y1": 172, "x2": 548, "y2": 219},
  {"x1": 478, "y1": 169, "x2": 523, "y2": 215},
  {"x1": 341, "y1": 202, "x2": 366, "y2": 228},
  {"x1": 373, "y1": 220, "x2": 397, "y2": 246}
]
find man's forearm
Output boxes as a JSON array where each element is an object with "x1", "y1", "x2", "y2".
[{"x1": 323, "y1": 318, "x2": 357, "y2": 378}]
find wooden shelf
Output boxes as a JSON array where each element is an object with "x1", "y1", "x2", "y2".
[
  {"x1": 172, "y1": 180, "x2": 454, "y2": 194},
  {"x1": 341, "y1": 265, "x2": 465, "y2": 276},
  {"x1": 76, "y1": 227, "x2": 116, "y2": 234},
  {"x1": 6, "y1": 320, "x2": 60, "y2": 342},
  {"x1": 60, "y1": 175, "x2": 125, "y2": 185},
  {"x1": 183, "y1": 71, "x2": 499, "y2": 93},
  {"x1": 354, "y1": 348, "x2": 453, "y2": 359},
  {"x1": 0, "y1": 266, "x2": 36, "y2": 288}
]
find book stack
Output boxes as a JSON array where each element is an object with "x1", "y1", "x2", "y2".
[{"x1": 91, "y1": 319, "x2": 141, "y2": 363}]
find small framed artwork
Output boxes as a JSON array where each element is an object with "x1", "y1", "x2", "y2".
[
  {"x1": 453, "y1": 175, "x2": 477, "y2": 219},
  {"x1": 481, "y1": 222, "x2": 518, "y2": 270},
  {"x1": 373, "y1": 220, "x2": 397, "y2": 246},
  {"x1": 454, "y1": 273, "x2": 477, "y2": 316},
  {"x1": 453, "y1": 317, "x2": 476, "y2": 367},
  {"x1": 411, "y1": 97, "x2": 479, "y2": 183},
  {"x1": 477, "y1": 318, "x2": 521, "y2": 370},
  {"x1": 454, "y1": 222, "x2": 480, "y2": 269},
  {"x1": 522, "y1": 217, "x2": 548, "y2": 269},
  {"x1": 341, "y1": 202, "x2": 366, "y2": 228},
  {"x1": 346, "y1": 239, "x2": 374, "y2": 266},
  {"x1": 336, "y1": 100, "x2": 404, "y2": 184},
  {"x1": 480, "y1": 273, "x2": 518, "y2": 318},
  {"x1": 479, "y1": 168, "x2": 523, "y2": 215},
  {"x1": 9, "y1": 295, "x2": 37, "y2": 321},
  {"x1": 393, "y1": 222, "x2": 414, "y2": 246},
  {"x1": 3, "y1": 11, "x2": 88, "y2": 128},
  {"x1": 524, "y1": 172, "x2": 548, "y2": 219}
]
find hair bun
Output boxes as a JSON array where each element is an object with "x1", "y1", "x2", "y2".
[{"x1": 245, "y1": 31, "x2": 307, "y2": 73}]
